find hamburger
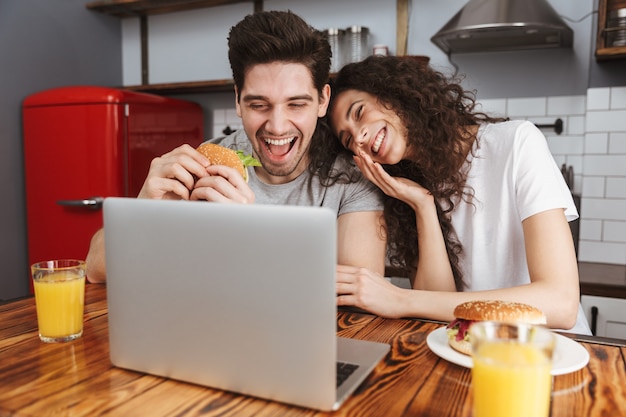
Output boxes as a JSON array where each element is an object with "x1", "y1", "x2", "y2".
[
  {"x1": 196, "y1": 143, "x2": 260, "y2": 182},
  {"x1": 446, "y1": 300, "x2": 547, "y2": 356}
]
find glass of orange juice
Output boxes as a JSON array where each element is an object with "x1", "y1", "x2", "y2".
[
  {"x1": 470, "y1": 321, "x2": 556, "y2": 417},
  {"x1": 31, "y1": 259, "x2": 86, "y2": 343}
]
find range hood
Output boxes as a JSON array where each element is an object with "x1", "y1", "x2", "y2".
[{"x1": 431, "y1": 0, "x2": 574, "y2": 54}]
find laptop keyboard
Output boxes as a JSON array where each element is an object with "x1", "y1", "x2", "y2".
[{"x1": 336, "y1": 361, "x2": 359, "y2": 388}]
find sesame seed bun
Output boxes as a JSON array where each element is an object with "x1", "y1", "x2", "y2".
[
  {"x1": 453, "y1": 300, "x2": 547, "y2": 325},
  {"x1": 446, "y1": 300, "x2": 547, "y2": 356},
  {"x1": 196, "y1": 143, "x2": 247, "y2": 181}
]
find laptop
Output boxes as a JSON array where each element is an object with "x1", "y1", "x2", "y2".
[{"x1": 103, "y1": 197, "x2": 389, "y2": 411}]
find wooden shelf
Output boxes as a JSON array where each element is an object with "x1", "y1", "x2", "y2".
[
  {"x1": 596, "y1": 46, "x2": 626, "y2": 60},
  {"x1": 595, "y1": 0, "x2": 626, "y2": 61},
  {"x1": 124, "y1": 79, "x2": 235, "y2": 94},
  {"x1": 88, "y1": 0, "x2": 412, "y2": 94},
  {"x1": 86, "y1": 0, "x2": 258, "y2": 17}
]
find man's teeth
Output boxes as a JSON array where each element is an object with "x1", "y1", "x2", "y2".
[
  {"x1": 264, "y1": 137, "x2": 296, "y2": 146},
  {"x1": 372, "y1": 130, "x2": 385, "y2": 153}
]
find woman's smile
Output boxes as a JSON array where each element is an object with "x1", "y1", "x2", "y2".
[{"x1": 372, "y1": 127, "x2": 386, "y2": 153}]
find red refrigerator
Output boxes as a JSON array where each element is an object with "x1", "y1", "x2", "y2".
[{"x1": 23, "y1": 86, "x2": 204, "y2": 289}]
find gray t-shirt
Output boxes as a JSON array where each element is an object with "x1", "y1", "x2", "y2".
[{"x1": 209, "y1": 130, "x2": 384, "y2": 216}]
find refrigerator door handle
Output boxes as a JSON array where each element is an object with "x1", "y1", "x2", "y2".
[{"x1": 56, "y1": 196, "x2": 104, "y2": 210}]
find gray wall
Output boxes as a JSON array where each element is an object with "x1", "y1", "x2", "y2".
[
  {"x1": 0, "y1": 0, "x2": 121, "y2": 300},
  {"x1": 1, "y1": 0, "x2": 625, "y2": 300}
]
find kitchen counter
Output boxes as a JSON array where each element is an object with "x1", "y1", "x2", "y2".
[
  {"x1": 579, "y1": 262, "x2": 626, "y2": 299},
  {"x1": 1, "y1": 283, "x2": 625, "y2": 416}
]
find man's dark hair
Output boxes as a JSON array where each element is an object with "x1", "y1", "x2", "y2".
[
  {"x1": 228, "y1": 10, "x2": 330, "y2": 97},
  {"x1": 228, "y1": 10, "x2": 356, "y2": 185}
]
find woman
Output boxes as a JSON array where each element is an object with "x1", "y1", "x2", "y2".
[{"x1": 329, "y1": 55, "x2": 589, "y2": 333}]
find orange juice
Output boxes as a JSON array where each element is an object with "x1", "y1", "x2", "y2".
[
  {"x1": 33, "y1": 271, "x2": 85, "y2": 342},
  {"x1": 472, "y1": 341, "x2": 552, "y2": 417}
]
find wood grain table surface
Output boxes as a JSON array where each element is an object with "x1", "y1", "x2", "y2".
[{"x1": 1, "y1": 283, "x2": 624, "y2": 416}]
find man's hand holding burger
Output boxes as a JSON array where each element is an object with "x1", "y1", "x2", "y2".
[
  {"x1": 191, "y1": 143, "x2": 259, "y2": 203},
  {"x1": 137, "y1": 143, "x2": 258, "y2": 204}
]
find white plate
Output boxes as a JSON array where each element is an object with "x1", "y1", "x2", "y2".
[{"x1": 426, "y1": 326, "x2": 590, "y2": 376}]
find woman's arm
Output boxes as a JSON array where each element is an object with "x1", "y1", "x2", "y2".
[
  {"x1": 411, "y1": 193, "x2": 456, "y2": 291},
  {"x1": 352, "y1": 151, "x2": 455, "y2": 291},
  {"x1": 337, "y1": 209, "x2": 579, "y2": 330}
]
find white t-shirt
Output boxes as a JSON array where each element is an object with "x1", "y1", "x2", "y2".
[{"x1": 451, "y1": 120, "x2": 590, "y2": 334}]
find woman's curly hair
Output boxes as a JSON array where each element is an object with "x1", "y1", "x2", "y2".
[{"x1": 330, "y1": 55, "x2": 505, "y2": 290}]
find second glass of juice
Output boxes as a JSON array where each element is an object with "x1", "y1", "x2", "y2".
[{"x1": 469, "y1": 321, "x2": 556, "y2": 417}]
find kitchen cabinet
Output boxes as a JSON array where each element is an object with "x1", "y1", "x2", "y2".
[
  {"x1": 86, "y1": 0, "x2": 410, "y2": 95},
  {"x1": 595, "y1": 0, "x2": 626, "y2": 61},
  {"x1": 581, "y1": 295, "x2": 626, "y2": 339}
]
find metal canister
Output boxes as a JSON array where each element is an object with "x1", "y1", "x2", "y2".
[
  {"x1": 607, "y1": 8, "x2": 626, "y2": 47},
  {"x1": 325, "y1": 28, "x2": 346, "y2": 73},
  {"x1": 346, "y1": 26, "x2": 370, "y2": 63}
]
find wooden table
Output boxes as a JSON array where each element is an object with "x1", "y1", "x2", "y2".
[{"x1": 1, "y1": 283, "x2": 625, "y2": 416}]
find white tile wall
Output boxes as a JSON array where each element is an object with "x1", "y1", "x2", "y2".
[
  {"x1": 604, "y1": 221, "x2": 626, "y2": 243},
  {"x1": 212, "y1": 108, "x2": 243, "y2": 138},
  {"x1": 479, "y1": 87, "x2": 626, "y2": 266},
  {"x1": 609, "y1": 132, "x2": 626, "y2": 153},
  {"x1": 582, "y1": 177, "x2": 605, "y2": 198},
  {"x1": 587, "y1": 110, "x2": 626, "y2": 132},
  {"x1": 584, "y1": 155, "x2": 626, "y2": 176},
  {"x1": 582, "y1": 197, "x2": 626, "y2": 221},
  {"x1": 507, "y1": 97, "x2": 547, "y2": 117},
  {"x1": 578, "y1": 241, "x2": 626, "y2": 264},
  {"x1": 580, "y1": 219, "x2": 602, "y2": 240},
  {"x1": 580, "y1": 87, "x2": 626, "y2": 265},
  {"x1": 584, "y1": 133, "x2": 608, "y2": 154},
  {"x1": 610, "y1": 86, "x2": 626, "y2": 109},
  {"x1": 607, "y1": 178, "x2": 626, "y2": 198},
  {"x1": 587, "y1": 88, "x2": 611, "y2": 110},
  {"x1": 548, "y1": 95, "x2": 586, "y2": 116},
  {"x1": 568, "y1": 115, "x2": 585, "y2": 135}
]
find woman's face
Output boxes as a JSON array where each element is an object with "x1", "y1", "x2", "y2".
[{"x1": 330, "y1": 89, "x2": 409, "y2": 165}]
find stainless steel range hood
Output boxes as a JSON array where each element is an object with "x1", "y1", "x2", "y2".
[{"x1": 431, "y1": 0, "x2": 574, "y2": 54}]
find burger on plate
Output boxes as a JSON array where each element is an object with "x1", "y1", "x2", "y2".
[
  {"x1": 196, "y1": 143, "x2": 260, "y2": 182},
  {"x1": 446, "y1": 300, "x2": 547, "y2": 356}
]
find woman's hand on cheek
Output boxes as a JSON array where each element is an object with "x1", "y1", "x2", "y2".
[{"x1": 355, "y1": 152, "x2": 433, "y2": 209}]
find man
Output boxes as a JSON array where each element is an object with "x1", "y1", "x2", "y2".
[{"x1": 86, "y1": 10, "x2": 386, "y2": 283}]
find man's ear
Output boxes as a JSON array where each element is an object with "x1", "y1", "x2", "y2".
[
  {"x1": 318, "y1": 83, "x2": 331, "y2": 118},
  {"x1": 234, "y1": 86, "x2": 242, "y2": 117}
]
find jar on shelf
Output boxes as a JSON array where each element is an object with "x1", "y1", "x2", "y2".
[
  {"x1": 372, "y1": 44, "x2": 389, "y2": 56},
  {"x1": 607, "y1": 8, "x2": 626, "y2": 47},
  {"x1": 325, "y1": 28, "x2": 347, "y2": 73},
  {"x1": 346, "y1": 26, "x2": 370, "y2": 63}
]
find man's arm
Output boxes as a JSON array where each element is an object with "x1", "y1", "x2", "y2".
[
  {"x1": 336, "y1": 210, "x2": 386, "y2": 275},
  {"x1": 85, "y1": 228, "x2": 106, "y2": 283}
]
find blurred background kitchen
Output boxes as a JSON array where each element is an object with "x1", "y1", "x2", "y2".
[{"x1": 2, "y1": 0, "x2": 625, "y2": 317}]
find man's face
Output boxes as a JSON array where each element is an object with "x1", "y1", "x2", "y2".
[{"x1": 235, "y1": 62, "x2": 330, "y2": 184}]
